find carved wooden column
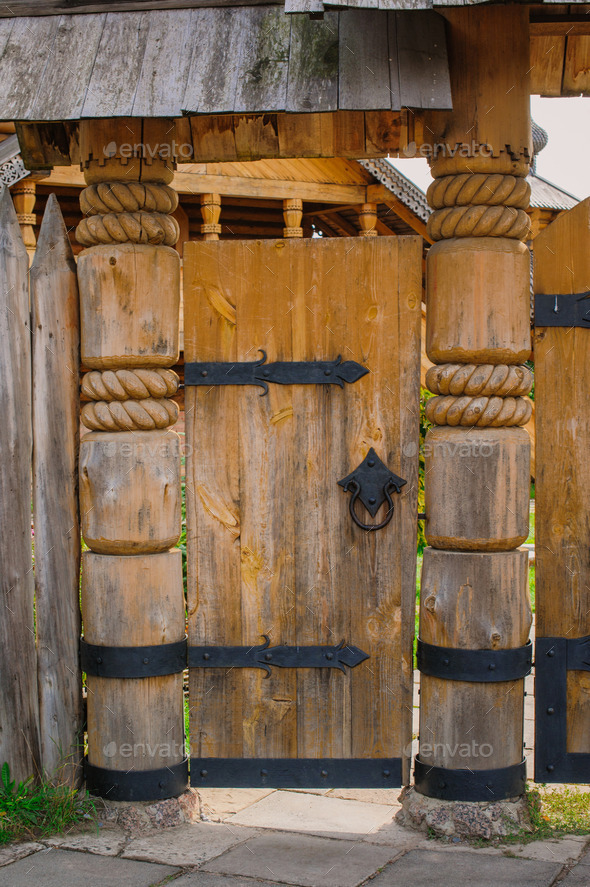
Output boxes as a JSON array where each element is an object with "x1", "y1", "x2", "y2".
[
  {"x1": 358, "y1": 203, "x2": 378, "y2": 237},
  {"x1": 76, "y1": 119, "x2": 187, "y2": 801},
  {"x1": 414, "y1": 7, "x2": 534, "y2": 812},
  {"x1": 12, "y1": 179, "x2": 36, "y2": 259},
  {"x1": 200, "y1": 193, "x2": 221, "y2": 240},
  {"x1": 283, "y1": 198, "x2": 303, "y2": 238}
]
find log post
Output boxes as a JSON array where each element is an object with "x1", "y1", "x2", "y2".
[
  {"x1": 415, "y1": 7, "x2": 533, "y2": 807},
  {"x1": 283, "y1": 198, "x2": 303, "y2": 238},
  {"x1": 200, "y1": 193, "x2": 221, "y2": 240},
  {"x1": 76, "y1": 119, "x2": 187, "y2": 801}
]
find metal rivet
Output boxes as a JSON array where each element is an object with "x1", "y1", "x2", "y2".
[
  {"x1": 203, "y1": 653, "x2": 210, "y2": 660},
  {"x1": 547, "y1": 764, "x2": 555, "y2": 772},
  {"x1": 261, "y1": 769, "x2": 268, "y2": 777},
  {"x1": 439, "y1": 781, "x2": 447, "y2": 790},
  {"x1": 488, "y1": 663, "x2": 496, "y2": 671},
  {"x1": 367, "y1": 459, "x2": 375, "y2": 467},
  {"x1": 143, "y1": 658, "x2": 149, "y2": 665},
  {"x1": 326, "y1": 653, "x2": 334, "y2": 660},
  {"x1": 443, "y1": 658, "x2": 450, "y2": 666},
  {"x1": 547, "y1": 650, "x2": 555, "y2": 657},
  {"x1": 263, "y1": 369, "x2": 270, "y2": 376},
  {"x1": 265, "y1": 653, "x2": 272, "y2": 661},
  {"x1": 201, "y1": 370, "x2": 208, "y2": 377},
  {"x1": 320, "y1": 770, "x2": 328, "y2": 778},
  {"x1": 368, "y1": 497, "x2": 376, "y2": 505},
  {"x1": 200, "y1": 769, "x2": 208, "y2": 777},
  {"x1": 324, "y1": 369, "x2": 332, "y2": 376},
  {"x1": 485, "y1": 783, "x2": 493, "y2": 790},
  {"x1": 547, "y1": 707, "x2": 555, "y2": 715},
  {"x1": 159, "y1": 781, "x2": 165, "y2": 788},
  {"x1": 382, "y1": 769, "x2": 390, "y2": 778}
]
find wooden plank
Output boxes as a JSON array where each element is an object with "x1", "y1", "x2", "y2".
[
  {"x1": 534, "y1": 198, "x2": 590, "y2": 754},
  {"x1": 0, "y1": 186, "x2": 40, "y2": 782},
  {"x1": 0, "y1": 16, "x2": 61, "y2": 120},
  {"x1": 0, "y1": 0, "x2": 277, "y2": 14},
  {"x1": 396, "y1": 11, "x2": 452, "y2": 110},
  {"x1": 81, "y1": 11, "x2": 151, "y2": 117},
  {"x1": 286, "y1": 13, "x2": 339, "y2": 113},
  {"x1": 562, "y1": 35, "x2": 590, "y2": 96},
  {"x1": 338, "y1": 11, "x2": 391, "y2": 111},
  {"x1": 530, "y1": 35, "x2": 566, "y2": 97},
  {"x1": 30, "y1": 14, "x2": 106, "y2": 120},
  {"x1": 530, "y1": 17, "x2": 590, "y2": 37},
  {"x1": 31, "y1": 195, "x2": 82, "y2": 783},
  {"x1": 132, "y1": 9, "x2": 195, "y2": 116},
  {"x1": 173, "y1": 169, "x2": 368, "y2": 203},
  {"x1": 182, "y1": 8, "x2": 247, "y2": 114},
  {"x1": 233, "y1": 7, "x2": 291, "y2": 113}
]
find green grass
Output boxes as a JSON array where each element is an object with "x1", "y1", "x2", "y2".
[{"x1": 0, "y1": 763, "x2": 96, "y2": 845}]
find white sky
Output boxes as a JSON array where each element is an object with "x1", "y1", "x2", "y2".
[{"x1": 389, "y1": 96, "x2": 590, "y2": 201}]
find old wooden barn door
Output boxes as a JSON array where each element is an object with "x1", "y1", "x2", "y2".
[{"x1": 184, "y1": 237, "x2": 421, "y2": 788}]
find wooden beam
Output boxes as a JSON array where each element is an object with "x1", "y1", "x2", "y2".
[
  {"x1": 530, "y1": 16, "x2": 590, "y2": 37},
  {"x1": 367, "y1": 184, "x2": 432, "y2": 242},
  {"x1": 316, "y1": 212, "x2": 359, "y2": 237},
  {"x1": 375, "y1": 219, "x2": 397, "y2": 237}
]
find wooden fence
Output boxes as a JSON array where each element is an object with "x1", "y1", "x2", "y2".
[{"x1": 0, "y1": 185, "x2": 82, "y2": 784}]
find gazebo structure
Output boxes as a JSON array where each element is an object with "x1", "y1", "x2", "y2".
[{"x1": 0, "y1": 0, "x2": 589, "y2": 824}]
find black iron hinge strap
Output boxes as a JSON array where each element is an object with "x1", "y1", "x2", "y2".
[
  {"x1": 188, "y1": 636, "x2": 369, "y2": 676},
  {"x1": 414, "y1": 756, "x2": 527, "y2": 802},
  {"x1": 191, "y1": 758, "x2": 401, "y2": 788},
  {"x1": 417, "y1": 639, "x2": 532, "y2": 683},
  {"x1": 535, "y1": 291, "x2": 590, "y2": 328},
  {"x1": 85, "y1": 758, "x2": 188, "y2": 802},
  {"x1": 184, "y1": 351, "x2": 368, "y2": 394},
  {"x1": 80, "y1": 637, "x2": 187, "y2": 678}
]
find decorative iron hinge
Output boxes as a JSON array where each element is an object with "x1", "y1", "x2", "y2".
[
  {"x1": 188, "y1": 636, "x2": 369, "y2": 676},
  {"x1": 535, "y1": 291, "x2": 590, "y2": 328},
  {"x1": 184, "y1": 351, "x2": 368, "y2": 395}
]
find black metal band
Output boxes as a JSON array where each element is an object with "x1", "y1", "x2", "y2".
[
  {"x1": 191, "y1": 758, "x2": 402, "y2": 788},
  {"x1": 535, "y1": 291, "x2": 590, "y2": 328},
  {"x1": 84, "y1": 758, "x2": 188, "y2": 802},
  {"x1": 417, "y1": 639, "x2": 532, "y2": 683},
  {"x1": 80, "y1": 636, "x2": 187, "y2": 678},
  {"x1": 414, "y1": 756, "x2": 527, "y2": 802},
  {"x1": 188, "y1": 637, "x2": 368, "y2": 674}
]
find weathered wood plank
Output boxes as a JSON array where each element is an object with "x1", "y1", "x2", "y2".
[
  {"x1": 31, "y1": 195, "x2": 82, "y2": 783},
  {"x1": 338, "y1": 10, "x2": 391, "y2": 111},
  {"x1": 530, "y1": 35, "x2": 566, "y2": 97},
  {"x1": 182, "y1": 8, "x2": 248, "y2": 114},
  {"x1": 0, "y1": 0, "x2": 276, "y2": 15},
  {"x1": 286, "y1": 13, "x2": 339, "y2": 113},
  {"x1": 233, "y1": 7, "x2": 291, "y2": 113},
  {"x1": 81, "y1": 11, "x2": 151, "y2": 117},
  {"x1": 132, "y1": 9, "x2": 195, "y2": 117},
  {"x1": 30, "y1": 14, "x2": 106, "y2": 120},
  {"x1": 396, "y1": 11, "x2": 452, "y2": 110},
  {"x1": 562, "y1": 35, "x2": 590, "y2": 96},
  {"x1": 0, "y1": 186, "x2": 40, "y2": 783},
  {"x1": 0, "y1": 16, "x2": 61, "y2": 120}
]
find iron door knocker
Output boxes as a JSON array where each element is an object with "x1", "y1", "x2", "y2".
[{"x1": 338, "y1": 447, "x2": 406, "y2": 531}]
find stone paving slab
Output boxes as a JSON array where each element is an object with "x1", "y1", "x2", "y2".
[
  {"x1": 0, "y1": 842, "x2": 43, "y2": 868},
  {"x1": 0, "y1": 848, "x2": 178, "y2": 887},
  {"x1": 198, "y1": 788, "x2": 274, "y2": 820},
  {"x1": 123, "y1": 821, "x2": 261, "y2": 867},
  {"x1": 229, "y1": 788, "x2": 396, "y2": 839},
  {"x1": 202, "y1": 831, "x2": 399, "y2": 887},
  {"x1": 44, "y1": 827, "x2": 127, "y2": 856},
  {"x1": 326, "y1": 788, "x2": 401, "y2": 805},
  {"x1": 509, "y1": 836, "x2": 588, "y2": 864},
  {"x1": 371, "y1": 849, "x2": 562, "y2": 887},
  {"x1": 173, "y1": 874, "x2": 282, "y2": 886}
]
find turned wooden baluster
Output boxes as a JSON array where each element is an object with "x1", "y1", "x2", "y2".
[
  {"x1": 358, "y1": 203, "x2": 378, "y2": 237},
  {"x1": 416, "y1": 6, "x2": 533, "y2": 804},
  {"x1": 283, "y1": 198, "x2": 303, "y2": 238},
  {"x1": 12, "y1": 179, "x2": 36, "y2": 259},
  {"x1": 77, "y1": 118, "x2": 186, "y2": 800},
  {"x1": 200, "y1": 193, "x2": 221, "y2": 241}
]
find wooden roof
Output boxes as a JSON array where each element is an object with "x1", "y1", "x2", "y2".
[{"x1": 0, "y1": 8, "x2": 451, "y2": 121}]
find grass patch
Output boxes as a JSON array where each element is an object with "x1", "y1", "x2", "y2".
[
  {"x1": 529, "y1": 785, "x2": 590, "y2": 838},
  {"x1": 0, "y1": 763, "x2": 96, "y2": 845}
]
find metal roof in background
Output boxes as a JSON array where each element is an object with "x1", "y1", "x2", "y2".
[{"x1": 0, "y1": 7, "x2": 451, "y2": 121}]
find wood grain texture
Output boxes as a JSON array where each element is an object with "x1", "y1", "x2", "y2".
[
  {"x1": 80, "y1": 430, "x2": 181, "y2": 555},
  {"x1": 396, "y1": 11, "x2": 451, "y2": 110},
  {"x1": 338, "y1": 10, "x2": 392, "y2": 111},
  {"x1": 530, "y1": 35, "x2": 566, "y2": 98},
  {"x1": 425, "y1": 427, "x2": 530, "y2": 551},
  {"x1": 419, "y1": 548, "x2": 530, "y2": 770},
  {"x1": 562, "y1": 35, "x2": 590, "y2": 96},
  {"x1": 286, "y1": 13, "x2": 340, "y2": 113},
  {"x1": 31, "y1": 195, "x2": 82, "y2": 782},
  {"x1": 534, "y1": 198, "x2": 590, "y2": 753},
  {"x1": 426, "y1": 237, "x2": 531, "y2": 365},
  {"x1": 184, "y1": 238, "x2": 421, "y2": 779},
  {"x1": 0, "y1": 186, "x2": 40, "y2": 782},
  {"x1": 83, "y1": 551, "x2": 185, "y2": 771},
  {"x1": 78, "y1": 244, "x2": 180, "y2": 369}
]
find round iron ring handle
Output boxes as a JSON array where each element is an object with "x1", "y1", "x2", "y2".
[{"x1": 346, "y1": 480, "x2": 396, "y2": 531}]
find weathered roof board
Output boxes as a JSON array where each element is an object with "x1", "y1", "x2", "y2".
[{"x1": 0, "y1": 8, "x2": 451, "y2": 120}]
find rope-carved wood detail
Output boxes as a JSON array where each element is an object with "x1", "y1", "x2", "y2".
[
  {"x1": 425, "y1": 394, "x2": 532, "y2": 427},
  {"x1": 427, "y1": 174, "x2": 530, "y2": 210},
  {"x1": 426, "y1": 364, "x2": 533, "y2": 398},
  {"x1": 80, "y1": 182, "x2": 178, "y2": 216},
  {"x1": 81, "y1": 397, "x2": 179, "y2": 432},
  {"x1": 82, "y1": 368, "x2": 179, "y2": 401},
  {"x1": 76, "y1": 211, "x2": 180, "y2": 247},
  {"x1": 427, "y1": 205, "x2": 531, "y2": 241}
]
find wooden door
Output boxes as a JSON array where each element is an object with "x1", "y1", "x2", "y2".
[
  {"x1": 534, "y1": 198, "x2": 590, "y2": 782},
  {"x1": 184, "y1": 237, "x2": 421, "y2": 787}
]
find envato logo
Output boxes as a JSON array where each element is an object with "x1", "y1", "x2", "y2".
[
  {"x1": 402, "y1": 440, "x2": 498, "y2": 459},
  {"x1": 103, "y1": 740, "x2": 185, "y2": 760},
  {"x1": 403, "y1": 740, "x2": 494, "y2": 758},
  {"x1": 402, "y1": 140, "x2": 494, "y2": 160},
  {"x1": 103, "y1": 141, "x2": 194, "y2": 161}
]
